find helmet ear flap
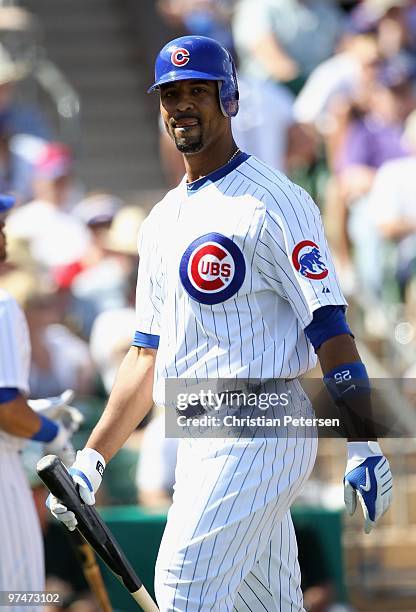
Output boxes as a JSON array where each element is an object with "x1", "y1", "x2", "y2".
[
  {"x1": 217, "y1": 81, "x2": 228, "y2": 117},
  {"x1": 219, "y1": 52, "x2": 239, "y2": 117},
  {"x1": 217, "y1": 64, "x2": 239, "y2": 118}
]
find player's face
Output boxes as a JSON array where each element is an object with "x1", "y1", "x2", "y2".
[
  {"x1": 0, "y1": 217, "x2": 7, "y2": 262},
  {"x1": 159, "y1": 79, "x2": 226, "y2": 154}
]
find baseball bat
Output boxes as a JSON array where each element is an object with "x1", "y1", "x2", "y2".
[
  {"x1": 37, "y1": 455, "x2": 159, "y2": 612},
  {"x1": 69, "y1": 530, "x2": 113, "y2": 612}
]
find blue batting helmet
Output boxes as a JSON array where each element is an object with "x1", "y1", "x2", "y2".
[{"x1": 148, "y1": 36, "x2": 239, "y2": 118}]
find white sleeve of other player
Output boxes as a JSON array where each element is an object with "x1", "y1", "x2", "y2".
[
  {"x1": 256, "y1": 185, "x2": 347, "y2": 328},
  {"x1": 0, "y1": 292, "x2": 31, "y2": 394},
  {"x1": 135, "y1": 219, "x2": 162, "y2": 337}
]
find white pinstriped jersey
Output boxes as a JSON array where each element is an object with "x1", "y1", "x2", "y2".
[
  {"x1": 135, "y1": 153, "x2": 346, "y2": 406},
  {"x1": 0, "y1": 290, "x2": 44, "y2": 609},
  {"x1": 0, "y1": 289, "x2": 31, "y2": 451}
]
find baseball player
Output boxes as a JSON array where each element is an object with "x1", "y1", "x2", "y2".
[
  {"x1": 0, "y1": 195, "x2": 77, "y2": 612},
  {"x1": 48, "y1": 37, "x2": 393, "y2": 611}
]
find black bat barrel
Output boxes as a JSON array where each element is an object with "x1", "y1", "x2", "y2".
[{"x1": 37, "y1": 454, "x2": 142, "y2": 593}]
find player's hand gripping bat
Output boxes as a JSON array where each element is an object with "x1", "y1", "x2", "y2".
[{"x1": 37, "y1": 455, "x2": 159, "y2": 612}]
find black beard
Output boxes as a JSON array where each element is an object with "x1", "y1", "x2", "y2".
[{"x1": 174, "y1": 137, "x2": 204, "y2": 154}]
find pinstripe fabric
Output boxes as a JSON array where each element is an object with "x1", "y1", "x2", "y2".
[
  {"x1": 135, "y1": 153, "x2": 344, "y2": 610},
  {"x1": 0, "y1": 450, "x2": 44, "y2": 612},
  {"x1": 154, "y1": 386, "x2": 318, "y2": 611},
  {"x1": 0, "y1": 290, "x2": 44, "y2": 606},
  {"x1": 0, "y1": 290, "x2": 31, "y2": 452},
  {"x1": 134, "y1": 154, "x2": 346, "y2": 407}
]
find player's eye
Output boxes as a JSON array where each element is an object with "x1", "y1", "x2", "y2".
[
  {"x1": 192, "y1": 87, "x2": 207, "y2": 95},
  {"x1": 162, "y1": 89, "x2": 175, "y2": 99}
]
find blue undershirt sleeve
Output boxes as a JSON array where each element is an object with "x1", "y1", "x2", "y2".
[
  {"x1": 0, "y1": 388, "x2": 19, "y2": 403},
  {"x1": 304, "y1": 306, "x2": 352, "y2": 352}
]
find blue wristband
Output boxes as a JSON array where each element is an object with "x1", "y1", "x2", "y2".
[
  {"x1": 323, "y1": 361, "x2": 370, "y2": 403},
  {"x1": 31, "y1": 415, "x2": 59, "y2": 442}
]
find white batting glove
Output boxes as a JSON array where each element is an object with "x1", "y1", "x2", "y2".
[
  {"x1": 46, "y1": 495, "x2": 78, "y2": 531},
  {"x1": 44, "y1": 423, "x2": 76, "y2": 468},
  {"x1": 344, "y1": 441, "x2": 393, "y2": 534},
  {"x1": 47, "y1": 448, "x2": 106, "y2": 531},
  {"x1": 28, "y1": 389, "x2": 84, "y2": 433}
]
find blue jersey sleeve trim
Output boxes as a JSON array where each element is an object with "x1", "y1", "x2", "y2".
[
  {"x1": 132, "y1": 331, "x2": 160, "y2": 349},
  {"x1": 0, "y1": 388, "x2": 19, "y2": 403},
  {"x1": 304, "y1": 305, "x2": 352, "y2": 352}
]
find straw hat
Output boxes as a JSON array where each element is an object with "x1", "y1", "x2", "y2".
[{"x1": 105, "y1": 206, "x2": 147, "y2": 255}]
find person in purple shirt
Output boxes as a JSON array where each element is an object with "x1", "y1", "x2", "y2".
[
  {"x1": 336, "y1": 61, "x2": 413, "y2": 176},
  {"x1": 330, "y1": 56, "x2": 415, "y2": 297}
]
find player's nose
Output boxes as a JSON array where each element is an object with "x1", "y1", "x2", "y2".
[{"x1": 176, "y1": 93, "x2": 195, "y2": 112}]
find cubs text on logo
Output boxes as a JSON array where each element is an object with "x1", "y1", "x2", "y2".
[
  {"x1": 291, "y1": 240, "x2": 328, "y2": 280},
  {"x1": 179, "y1": 233, "x2": 246, "y2": 305},
  {"x1": 171, "y1": 47, "x2": 190, "y2": 67}
]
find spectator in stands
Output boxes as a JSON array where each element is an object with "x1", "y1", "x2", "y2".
[
  {"x1": 89, "y1": 268, "x2": 137, "y2": 395},
  {"x1": 6, "y1": 143, "x2": 91, "y2": 270},
  {"x1": 0, "y1": 233, "x2": 39, "y2": 304},
  {"x1": 0, "y1": 43, "x2": 51, "y2": 203},
  {"x1": 70, "y1": 205, "x2": 145, "y2": 337},
  {"x1": 232, "y1": 0, "x2": 346, "y2": 94},
  {"x1": 52, "y1": 191, "x2": 123, "y2": 289},
  {"x1": 231, "y1": 0, "x2": 347, "y2": 186},
  {"x1": 0, "y1": 116, "x2": 47, "y2": 205},
  {"x1": 293, "y1": 33, "x2": 380, "y2": 134},
  {"x1": 24, "y1": 289, "x2": 95, "y2": 399},
  {"x1": 232, "y1": 75, "x2": 296, "y2": 171},
  {"x1": 325, "y1": 55, "x2": 414, "y2": 295},
  {"x1": 368, "y1": 110, "x2": 416, "y2": 306},
  {"x1": 351, "y1": 0, "x2": 416, "y2": 60},
  {"x1": 157, "y1": 0, "x2": 234, "y2": 50},
  {"x1": 0, "y1": 42, "x2": 51, "y2": 140}
]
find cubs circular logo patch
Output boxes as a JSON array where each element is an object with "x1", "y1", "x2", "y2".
[
  {"x1": 171, "y1": 48, "x2": 190, "y2": 67},
  {"x1": 292, "y1": 240, "x2": 328, "y2": 280},
  {"x1": 180, "y1": 233, "x2": 246, "y2": 305}
]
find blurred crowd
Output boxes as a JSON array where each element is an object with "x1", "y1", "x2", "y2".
[{"x1": 0, "y1": 0, "x2": 415, "y2": 610}]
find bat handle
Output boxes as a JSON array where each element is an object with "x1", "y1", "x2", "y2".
[{"x1": 131, "y1": 587, "x2": 159, "y2": 612}]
